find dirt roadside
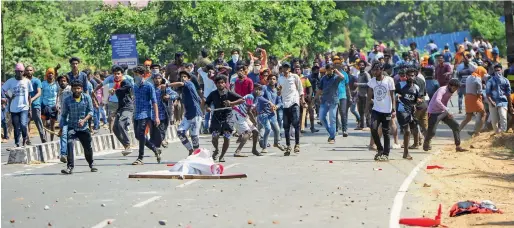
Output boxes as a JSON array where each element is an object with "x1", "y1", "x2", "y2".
[{"x1": 413, "y1": 132, "x2": 514, "y2": 227}]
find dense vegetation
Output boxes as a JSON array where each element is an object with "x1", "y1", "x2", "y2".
[{"x1": 1, "y1": 0, "x2": 506, "y2": 78}]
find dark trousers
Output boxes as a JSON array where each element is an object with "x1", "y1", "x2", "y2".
[
  {"x1": 283, "y1": 104, "x2": 300, "y2": 146},
  {"x1": 336, "y1": 98, "x2": 348, "y2": 132},
  {"x1": 357, "y1": 96, "x2": 370, "y2": 128},
  {"x1": 134, "y1": 118, "x2": 157, "y2": 160},
  {"x1": 370, "y1": 110, "x2": 391, "y2": 155},
  {"x1": 11, "y1": 110, "x2": 29, "y2": 146},
  {"x1": 151, "y1": 119, "x2": 169, "y2": 148},
  {"x1": 425, "y1": 113, "x2": 461, "y2": 146},
  {"x1": 113, "y1": 110, "x2": 132, "y2": 147},
  {"x1": 31, "y1": 108, "x2": 47, "y2": 142},
  {"x1": 66, "y1": 130, "x2": 93, "y2": 169}
]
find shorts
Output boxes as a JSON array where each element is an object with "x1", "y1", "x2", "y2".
[
  {"x1": 178, "y1": 116, "x2": 202, "y2": 136},
  {"x1": 209, "y1": 112, "x2": 233, "y2": 134},
  {"x1": 397, "y1": 111, "x2": 415, "y2": 127},
  {"x1": 41, "y1": 104, "x2": 58, "y2": 120},
  {"x1": 229, "y1": 111, "x2": 256, "y2": 134}
]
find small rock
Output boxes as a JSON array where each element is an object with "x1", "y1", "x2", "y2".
[
  {"x1": 48, "y1": 222, "x2": 52, "y2": 226},
  {"x1": 158, "y1": 220, "x2": 166, "y2": 225},
  {"x1": 272, "y1": 220, "x2": 279, "y2": 224},
  {"x1": 177, "y1": 203, "x2": 182, "y2": 206},
  {"x1": 107, "y1": 221, "x2": 112, "y2": 224},
  {"x1": 220, "y1": 189, "x2": 223, "y2": 192},
  {"x1": 178, "y1": 222, "x2": 183, "y2": 226},
  {"x1": 10, "y1": 219, "x2": 15, "y2": 223},
  {"x1": 423, "y1": 183, "x2": 431, "y2": 187},
  {"x1": 101, "y1": 203, "x2": 106, "y2": 207},
  {"x1": 213, "y1": 214, "x2": 218, "y2": 217},
  {"x1": 247, "y1": 220, "x2": 253, "y2": 224},
  {"x1": 73, "y1": 190, "x2": 77, "y2": 193},
  {"x1": 44, "y1": 205, "x2": 50, "y2": 210},
  {"x1": 351, "y1": 200, "x2": 354, "y2": 203}
]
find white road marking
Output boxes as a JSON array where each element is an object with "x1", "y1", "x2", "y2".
[
  {"x1": 13, "y1": 171, "x2": 24, "y2": 174},
  {"x1": 389, "y1": 150, "x2": 441, "y2": 228},
  {"x1": 176, "y1": 163, "x2": 240, "y2": 188},
  {"x1": 302, "y1": 143, "x2": 311, "y2": 147},
  {"x1": 264, "y1": 152, "x2": 276, "y2": 156},
  {"x1": 132, "y1": 196, "x2": 162, "y2": 208},
  {"x1": 91, "y1": 219, "x2": 115, "y2": 228},
  {"x1": 25, "y1": 169, "x2": 33, "y2": 171}
]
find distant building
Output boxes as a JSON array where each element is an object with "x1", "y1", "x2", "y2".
[{"x1": 103, "y1": 0, "x2": 149, "y2": 8}]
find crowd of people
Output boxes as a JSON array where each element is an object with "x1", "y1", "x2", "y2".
[{"x1": 2, "y1": 37, "x2": 514, "y2": 174}]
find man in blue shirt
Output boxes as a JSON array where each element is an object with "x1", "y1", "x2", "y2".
[
  {"x1": 111, "y1": 65, "x2": 135, "y2": 156},
  {"x1": 25, "y1": 65, "x2": 47, "y2": 144},
  {"x1": 261, "y1": 74, "x2": 286, "y2": 151},
  {"x1": 58, "y1": 80, "x2": 96, "y2": 174},
  {"x1": 315, "y1": 64, "x2": 346, "y2": 143},
  {"x1": 67, "y1": 57, "x2": 89, "y2": 94},
  {"x1": 151, "y1": 73, "x2": 177, "y2": 150},
  {"x1": 131, "y1": 65, "x2": 161, "y2": 165},
  {"x1": 486, "y1": 64, "x2": 513, "y2": 133},
  {"x1": 41, "y1": 67, "x2": 60, "y2": 142},
  {"x1": 166, "y1": 71, "x2": 203, "y2": 156}
]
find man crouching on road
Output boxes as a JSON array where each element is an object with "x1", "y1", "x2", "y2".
[{"x1": 59, "y1": 80, "x2": 97, "y2": 174}]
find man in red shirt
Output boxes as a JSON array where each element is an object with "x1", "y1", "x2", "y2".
[
  {"x1": 234, "y1": 65, "x2": 254, "y2": 97},
  {"x1": 434, "y1": 54, "x2": 453, "y2": 87}
]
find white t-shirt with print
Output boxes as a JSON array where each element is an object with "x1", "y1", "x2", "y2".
[
  {"x1": 198, "y1": 68, "x2": 216, "y2": 98},
  {"x1": 367, "y1": 76, "x2": 395, "y2": 113},
  {"x1": 2, "y1": 78, "x2": 33, "y2": 113}
]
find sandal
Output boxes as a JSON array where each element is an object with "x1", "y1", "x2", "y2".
[
  {"x1": 294, "y1": 144, "x2": 300, "y2": 153},
  {"x1": 403, "y1": 154, "x2": 413, "y2": 160},
  {"x1": 132, "y1": 159, "x2": 144, "y2": 165},
  {"x1": 233, "y1": 151, "x2": 248, "y2": 157},
  {"x1": 408, "y1": 144, "x2": 419, "y2": 149}
]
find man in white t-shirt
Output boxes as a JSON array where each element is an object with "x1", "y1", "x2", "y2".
[
  {"x1": 365, "y1": 62, "x2": 396, "y2": 162},
  {"x1": 1, "y1": 63, "x2": 34, "y2": 147},
  {"x1": 277, "y1": 62, "x2": 304, "y2": 156},
  {"x1": 198, "y1": 64, "x2": 217, "y2": 134}
]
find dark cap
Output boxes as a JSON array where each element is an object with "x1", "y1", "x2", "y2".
[
  {"x1": 175, "y1": 52, "x2": 185, "y2": 57},
  {"x1": 281, "y1": 62, "x2": 291, "y2": 68}
]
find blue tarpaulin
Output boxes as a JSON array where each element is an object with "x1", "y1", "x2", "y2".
[{"x1": 399, "y1": 31, "x2": 472, "y2": 53}]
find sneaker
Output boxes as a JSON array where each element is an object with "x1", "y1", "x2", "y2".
[
  {"x1": 311, "y1": 128, "x2": 319, "y2": 133},
  {"x1": 328, "y1": 138, "x2": 335, "y2": 144},
  {"x1": 60, "y1": 156, "x2": 67, "y2": 163},
  {"x1": 374, "y1": 151, "x2": 383, "y2": 161},
  {"x1": 294, "y1": 144, "x2": 300, "y2": 153},
  {"x1": 378, "y1": 154, "x2": 389, "y2": 162},
  {"x1": 284, "y1": 146, "x2": 291, "y2": 156},
  {"x1": 261, "y1": 148, "x2": 268, "y2": 154},
  {"x1": 423, "y1": 141, "x2": 431, "y2": 151},
  {"x1": 121, "y1": 146, "x2": 132, "y2": 156},
  {"x1": 342, "y1": 131, "x2": 348, "y2": 137},
  {"x1": 354, "y1": 126, "x2": 363, "y2": 130},
  {"x1": 300, "y1": 130, "x2": 306, "y2": 134},
  {"x1": 391, "y1": 143, "x2": 401, "y2": 149},
  {"x1": 61, "y1": 167, "x2": 73, "y2": 174},
  {"x1": 155, "y1": 148, "x2": 162, "y2": 163},
  {"x1": 252, "y1": 150, "x2": 263, "y2": 156},
  {"x1": 90, "y1": 166, "x2": 98, "y2": 172},
  {"x1": 162, "y1": 141, "x2": 168, "y2": 148},
  {"x1": 456, "y1": 146, "x2": 469, "y2": 152},
  {"x1": 25, "y1": 139, "x2": 31, "y2": 146},
  {"x1": 212, "y1": 150, "x2": 219, "y2": 160},
  {"x1": 273, "y1": 143, "x2": 286, "y2": 151}
]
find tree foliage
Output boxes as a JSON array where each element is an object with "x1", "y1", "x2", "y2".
[{"x1": 1, "y1": 0, "x2": 507, "y2": 79}]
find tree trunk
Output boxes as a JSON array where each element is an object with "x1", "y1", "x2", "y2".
[{"x1": 505, "y1": 0, "x2": 514, "y2": 60}]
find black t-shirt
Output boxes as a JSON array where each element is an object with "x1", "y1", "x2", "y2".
[
  {"x1": 115, "y1": 79, "x2": 134, "y2": 112},
  {"x1": 206, "y1": 89, "x2": 242, "y2": 121},
  {"x1": 395, "y1": 82, "x2": 421, "y2": 113}
]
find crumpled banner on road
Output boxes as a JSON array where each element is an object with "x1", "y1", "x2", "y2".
[
  {"x1": 169, "y1": 148, "x2": 224, "y2": 177},
  {"x1": 449, "y1": 200, "x2": 503, "y2": 217}
]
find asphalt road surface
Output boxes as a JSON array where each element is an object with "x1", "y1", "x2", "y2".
[{"x1": 1, "y1": 96, "x2": 471, "y2": 228}]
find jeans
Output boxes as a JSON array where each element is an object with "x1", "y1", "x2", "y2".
[
  {"x1": 370, "y1": 110, "x2": 391, "y2": 155},
  {"x1": 151, "y1": 118, "x2": 169, "y2": 148},
  {"x1": 11, "y1": 110, "x2": 29, "y2": 146},
  {"x1": 357, "y1": 96, "x2": 370, "y2": 128},
  {"x1": 458, "y1": 86, "x2": 465, "y2": 112},
  {"x1": 336, "y1": 98, "x2": 348, "y2": 132},
  {"x1": 113, "y1": 110, "x2": 132, "y2": 147},
  {"x1": 258, "y1": 113, "x2": 280, "y2": 148},
  {"x1": 1, "y1": 110, "x2": 8, "y2": 139},
  {"x1": 490, "y1": 106, "x2": 508, "y2": 132},
  {"x1": 425, "y1": 113, "x2": 461, "y2": 146},
  {"x1": 204, "y1": 110, "x2": 211, "y2": 130},
  {"x1": 31, "y1": 108, "x2": 47, "y2": 142},
  {"x1": 134, "y1": 118, "x2": 157, "y2": 160},
  {"x1": 320, "y1": 102, "x2": 338, "y2": 139},
  {"x1": 99, "y1": 105, "x2": 108, "y2": 125},
  {"x1": 283, "y1": 104, "x2": 300, "y2": 146},
  {"x1": 93, "y1": 107, "x2": 100, "y2": 130},
  {"x1": 60, "y1": 125, "x2": 68, "y2": 156},
  {"x1": 349, "y1": 98, "x2": 360, "y2": 122},
  {"x1": 66, "y1": 130, "x2": 93, "y2": 169}
]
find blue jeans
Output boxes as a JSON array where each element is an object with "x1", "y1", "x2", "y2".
[
  {"x1": 93, "y1": 107, "x2": 100, "y2": 130},
  {"x1": 350, "y1": 99, "x2": 360, "y2": 121},
  {"x1": 1, "y1": 108, "x2": 8, "y2": 139},
  {"x1": 204, "y1": 111, "x2": 211, "y2": 130},
  {"x1": 60, "y1": 125, "x2": 68, "y2": 156},
  {"x1": 11, "y1": 110, "x2": 29, "y2": 146},
  {"x1": 258, "y1": 113, "x2": 280, "y2": 148},
  {"x1": 320, "y1": 103, "x2": 338, "y2": 139},
  {"x1": 99, "y1": 105, "x2": 108, "y2": 124}
]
